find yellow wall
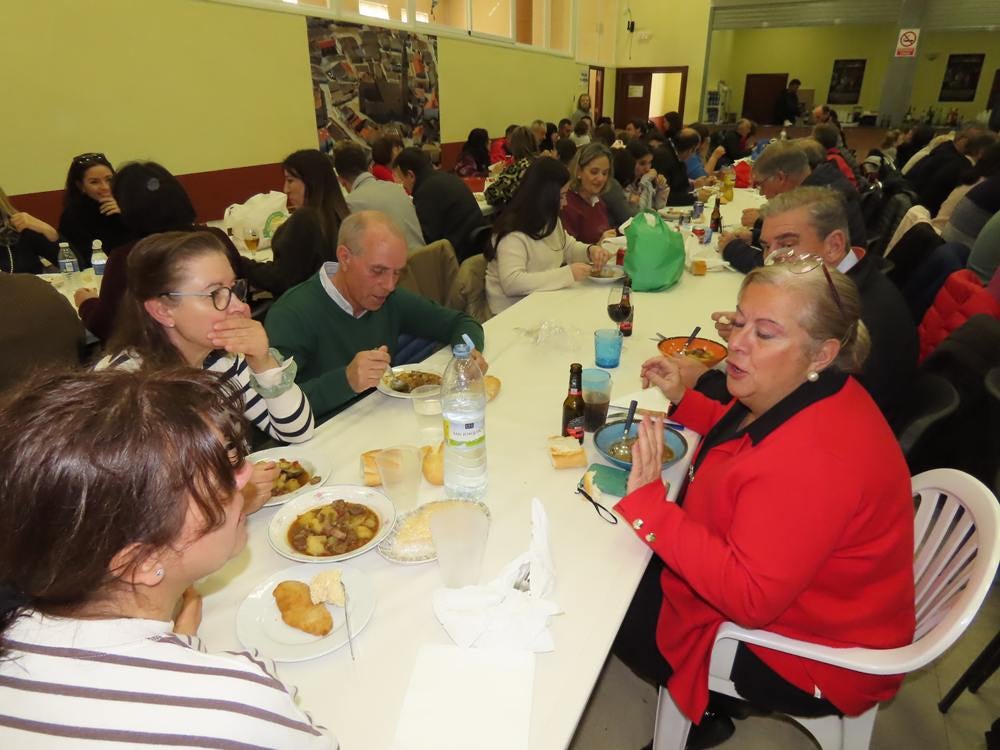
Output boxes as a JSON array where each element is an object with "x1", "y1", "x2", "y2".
[
  {"x1": 648, "y1": 73, "x2": 684, "y2": 119},
  {"x1": 615, "y1": 0, "x2": 712, "y2": 121},
  {"x1": 709, "y1": 25, "x2": 898, "y2": 118},
  {"x1": 437, "y1": 37, "x2": 608, "y2": 142},
  {"x1": 912, "y1": 31, "x2": 1000, "y2": 120},
  {"x1": 2, "y1": 0, "x2": 317, "y2": 196},
  {"x1": 709, "y1": 25, "x2": 1000, "y2": 123}
]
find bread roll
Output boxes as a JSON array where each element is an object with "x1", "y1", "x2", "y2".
[
  {"x1": 548, "y1": 435, "x2": 588, "y2": 469},
  {"x1": 485, "y1": 375, "x2": 501, "y2": 401},
  {"x1": 361, "y1": 449, "x2": 382, "y2": 486},
  {"x1": 273, "y1": 580, "x2": 333, "y2": 636},
  {"x1": 421, "y1": 442, "x2": 444, "y2": 485},
  {"x1": 582, "y1": 470, "x2": 602, "y2": 501}
]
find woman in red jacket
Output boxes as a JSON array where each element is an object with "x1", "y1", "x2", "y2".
[{"x1": 614, "y1": 260, "x2": 915, "y2": 748}]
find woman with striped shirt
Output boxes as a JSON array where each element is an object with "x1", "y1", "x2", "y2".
[
  {"x1": 98, "y1": 230, "x2": 314, "y2": 511},
  {"x1": 0, "y1": 367, "x2": 334, "y2": 749}
]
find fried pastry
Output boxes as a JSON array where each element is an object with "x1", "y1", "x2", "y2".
[{"x1": 273, "y1": 580, "x2": 332, "y2": 636}]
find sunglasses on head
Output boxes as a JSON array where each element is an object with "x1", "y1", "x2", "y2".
[{"x1": 72, "y1": 152, "x2": 109, "y2": 169}]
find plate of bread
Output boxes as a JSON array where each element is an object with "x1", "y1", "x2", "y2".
[
  {"x1": 378, "y1": 499, "x2": 491, "y2": 564},
  {"x1": 267, "y1": 486, "x2": 396, "y2": 563},
  {"x1": 235, "y1": 563, "x2": 375, "y2": 662}
]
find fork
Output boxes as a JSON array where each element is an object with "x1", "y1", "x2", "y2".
[{"x1": 343, "y1": 582, "x2": 356, "y2": 661}]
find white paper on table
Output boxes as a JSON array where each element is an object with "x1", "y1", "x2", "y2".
[
  {"x1": 610, "y1": 387, "x2": 672, "y2": 414},
  {"x1": 391, "y1": 644, "x2": 535, "y2": 750}
]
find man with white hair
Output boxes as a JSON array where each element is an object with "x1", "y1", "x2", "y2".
[{"x1": 265, "y1": 210, "x2": 486, "y2": 420}]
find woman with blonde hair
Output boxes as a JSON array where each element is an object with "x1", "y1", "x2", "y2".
[
  {"x1": 0, "y1": 186, "x2": 60, "y2": 274},
  {"x1": 614, "y1": 259, "x2": 915, "y2": 747},
  {"x1": 560, "y1": 142, "x2": 616, "y2": 244}
]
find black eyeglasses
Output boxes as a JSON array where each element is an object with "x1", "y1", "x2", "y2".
[
  {"x1": 72, "y1": 152, "x2": 108, "y2": 168},
  {"x1": 160, "y1": 279, "x2": 248, "y2": 311},
  {"x1": 763, "y1": 248, "x2": 847, "y2": 320}
]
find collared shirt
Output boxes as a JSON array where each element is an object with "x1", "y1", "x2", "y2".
[
  {"x1": 836, "y1": 248, "x2": 861, "y2": 274},
  {"x1": 319, "y1": 262, "x2": 367, "y2": 319},
  {"x1": 350, "y1": 171, "x2": 376, "y2": 192}
]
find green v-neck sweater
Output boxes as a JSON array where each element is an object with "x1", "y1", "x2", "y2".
[{"x1": 264, "y1": 272, "x2": 484, "y2": 420}]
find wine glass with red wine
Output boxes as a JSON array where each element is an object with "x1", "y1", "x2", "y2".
[{"x1": 607, "y1": 283, "x2": 631, "y2": 323}]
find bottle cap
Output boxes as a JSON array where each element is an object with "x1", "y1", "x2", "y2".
[
  {"x1": 453, "y1": 341, "x2": 471, "y2": 357},
  {"x1": 58, "y1": 241, "x2": 69, "y2": 248},
  {"x1": 92, "y1": 239, "x2": 102, "y2": 251}
]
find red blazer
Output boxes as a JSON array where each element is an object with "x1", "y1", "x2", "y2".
[
  {"x1": 615, "y1": 379, "x2": 915, "y2": 722},
  {"x1": 489, "y1": 138, "x2": 512, "y2": 166},
  {"x1": 560, "y1": 190, "x2": 611, "y2": 245}
]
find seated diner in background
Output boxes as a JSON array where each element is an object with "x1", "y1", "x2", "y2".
[
  {"x1": 717, "y1": 187, "x2": 915, "y2": 424},
  {"x1": 686, "y1": 122, "x2": 726, "y2": 182},
  {"x1": 334, "y1": 143, "x2": 425, "y2": 252},
  {"x1": 98, "y1": 230, "x2": 315, "y2": 508},
  {"x1": 485, "y1": 157, "x2": 611, "y2": 315},
  {"x1": 812, "y1": 123, "x2": 858, "y2": 189},
  {"x1": 58, "y1": 152, "x2": 131, "y2": 266},
  {"x1": 370, "y1": 134, "x2": 403, "y2": 182},
  {"x1": 0, "y1": 367, "x2": 334, "y2": 750},
  {"x1": 719, "y1": 118, "x2": 756, "y2": 167},
  {"x1": 652, "y1": 128, "x2": 702, "y2": 206},
  {"x1": 614, "y1": 140, "x2": 669, "y2": 211},
  {"x1": 569, "y1": 117, "x2": 592, "y2": 147},
  {"x1": 393, "y1": 147, "x2": 487, "y2": 262},
  {"x1": 454, "y1": 127, "x2": 492, "y2": 177},
  {"x1": 484, "y1": 126, "x2": 540, "y2": 208},
  {"x1": 0, "y1": 186, "x2": 59, "y2": 274},
  {"x1": 240, "y1": 149, "x2": 350, "y2": 298},
  {"x1": 265, "y1": 211, "x2": 486, "y2": 422},
  {"x1": 613, "y1": 261, "x2": 915, "y2": 748},
  {"x1": 490, "y1": 124, "x2": 517, "y2": 166},
  {"x1": 74, "y1": 161, "x2": 241, "y2": 342},
  {"x1": 560, "y1": 142, "x2": 616, "y2": 244}
]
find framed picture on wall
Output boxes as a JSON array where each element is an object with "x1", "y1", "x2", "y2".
[
  {"x1": 828, "y1": 59, "x2": 866, "y2": 105},
  {"x1": 939, "y1": 54, "x2": 985, "y2": 102}
]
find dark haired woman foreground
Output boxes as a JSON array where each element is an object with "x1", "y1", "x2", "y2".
[
  {"x1": 0, "y1": 367, "x2": 334, "y2": 748},
  {"x1": 485, "y1": 157, "x2": 610, "y2": 314},
  {"x1": 58, "y1": 151, "x2": 131, "y2": 265}
]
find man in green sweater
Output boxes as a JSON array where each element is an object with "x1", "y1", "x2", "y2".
[{"x1": 265, "y1": 210, "x2": 486, "y2": 421}]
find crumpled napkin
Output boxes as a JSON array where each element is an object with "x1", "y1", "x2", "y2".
[{"x1": 432, "y1": 498, "x2": 561, "y2": 652}]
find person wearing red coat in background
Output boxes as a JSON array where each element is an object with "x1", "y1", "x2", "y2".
[
  {"x1": 612, "y1": 262, "x2": 915, "y2": 748},
  {"x1": 490, "y1": 124, "x2": 517, "y2": 166}
]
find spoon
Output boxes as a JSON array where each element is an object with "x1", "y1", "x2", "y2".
[
  {"x1": 608, "y1": 399, "x2": 639, "y2": 462},
  {"x1": 680, "y1": 325, "x2": 702, "y2": 355}
]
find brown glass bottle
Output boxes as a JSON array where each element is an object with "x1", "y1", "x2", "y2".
[
  {"x1": 618, "y1": 275, "x2": 633, "y2": 337},
  {"x1": 561, "y1": 363, "x2": 585, "y2": 443},
  {"x1": 709, "y1": 196, "x2": 722, "y2": 233}
]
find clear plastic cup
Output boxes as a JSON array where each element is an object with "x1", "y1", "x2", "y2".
[
  {"x1": 429, "y1": 503, "x2": 490, "y2": 588},
  {"x1": 582, "y1": 368, "x2": 612, "y2": 432},
  {"x1": 374, "y1": 446, "x2": 422, "y2": 514},
  {"x1": 411, "y1": 384, "x2": 443, "y2": 436}
]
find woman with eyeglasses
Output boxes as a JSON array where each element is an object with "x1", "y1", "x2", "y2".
[
  {"x1": 0, "y1": 186, "x2": 60, "y2": 274},
  {"x1": 0, "y1": 367, "x2": 333, "y2": 749},
  {"x1": 58, "y1": 152, "x2": 131, "y2": 267},
  {"x1": 239, "y1": 149, "x2": 350, "y2": 298},
  {"x1": 98, "y1": 231, "x2": 314, "y2": 510},
  {"x1": 611, "y1": 258, "x2": 915, "y2": 746},
  {"x1": 74, "y1": 161, "x2": 241, "y2": 342}
]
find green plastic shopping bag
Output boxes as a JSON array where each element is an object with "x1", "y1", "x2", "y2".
[{"x1": 623, "y1": 210, "x2": 685, "y2": 291}]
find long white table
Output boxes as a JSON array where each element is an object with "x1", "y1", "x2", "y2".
[{"x1": 197, "y1": 190, "x2": 763, "y2": 750}]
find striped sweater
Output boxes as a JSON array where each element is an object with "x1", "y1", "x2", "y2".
[
  {"x1": 0, "y1": 612, "x2": 335, "y2": 749},
  {"x1": 97, "y1": 350, "x2": 314, "y2": 444}
]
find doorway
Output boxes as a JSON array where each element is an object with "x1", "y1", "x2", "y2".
[
  {"x1": 589, "y1": 66, "x2": 605, "y2": 122},
  {"x1": 742, "y1": 73, "x2": 789, "y2": 125},
  {"x1": 614, "y1": 66, "x2": 688, "y2": 129}
]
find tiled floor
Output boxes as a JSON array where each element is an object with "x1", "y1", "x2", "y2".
[{"x1": 570, "y1": 583, "x2": 999, "y2": 750}]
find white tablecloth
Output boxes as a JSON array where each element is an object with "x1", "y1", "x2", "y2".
[{"x1": 197, "y1": 190, "x2": 763, "y2": 750}]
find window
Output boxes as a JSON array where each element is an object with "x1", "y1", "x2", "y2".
[
  {"x1": 400, "y1": 8, "x2": 431, "y2": 23},
  {"x1": 471, "y1": 0, "x2": 512, "y2": 39},
  {"x1": 415, "y1": 0, "x2": 467, "y2": 32},
  {"x1": 356, "y1": 0, "x2": 390, "y2": 19},
  {"x1": 549, "y1": 0, "x2": 571, "y2": 52}
]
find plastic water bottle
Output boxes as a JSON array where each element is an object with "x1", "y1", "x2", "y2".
[
  {"x1": 441, "y1": 334, "x2": 487, "y2": 500},
  {"x1": 91, "y1": 240, "x2": 107, "y2": 277},
  {"x1": 57, "y1": 242, "x2": 79, "y2": 279}
]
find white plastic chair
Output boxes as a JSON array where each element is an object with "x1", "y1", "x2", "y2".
[{"x1": 651, "y1": 468, "x2": 1000, "y2": 750}]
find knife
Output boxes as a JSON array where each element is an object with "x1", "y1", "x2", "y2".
[{"x1": 343, "y1": 582, "x2": 356, "y2": 661}]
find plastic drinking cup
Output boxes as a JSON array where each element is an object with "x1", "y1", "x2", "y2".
[
  {"x1": 594, "y1": 329, "x2": 624, "y2": 368},
  {"x1": 582, "y1": 368, "x2": 612, "y2": 432},
  {"x1": 375, "y1": 446, "x2": 422, "y2": 514},
  {"x1": 429, "y1": 503, "x2": 490, "y2": 588},
  {"x1": 411, "y1": 384, "x2": 443, "y2": 435}
]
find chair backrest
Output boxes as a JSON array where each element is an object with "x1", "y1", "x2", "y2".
[
  {"x1": 397, "y1": 239, "x2": 459, "y2": 306},
  {"x1": 911, "y1": 469, "x2": 1000, "y2": 655},
  {"x1": 449, "y1": 253, "x2": 493, "y2": 324},
  {"x1": 894, "y1": 371, "x2": 960, "y2": 459}
]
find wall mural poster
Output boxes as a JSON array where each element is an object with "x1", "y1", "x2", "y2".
[
  {"x1": 306, "y1": 18, "x2": 440, "y2": 153},
  {"x1": 939, "y1": 54, "x2": 985, "y2": 102},
  {"x1": 828, "y1": 59, "x2": 866, "y2": 105}
]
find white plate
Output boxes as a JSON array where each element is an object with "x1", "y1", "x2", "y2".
[
  {"x1": 267, "y1": 486, "x2": 396, "y2": 563},
  {"x1": 235, "y1": 562, "x2": 375, "y2": 662},
  {"x1": 377, "y1": 500, "x2": 491, "y2": 565},
  {"x1": 248, "y1": 447, "x2": 332, "y2": 508},
  {"x1": 376, "y1": 364, "x2": 443, "y2": 400},
  {"x1": 585, "y1": 266, "x2": 626, "y2": 284}
]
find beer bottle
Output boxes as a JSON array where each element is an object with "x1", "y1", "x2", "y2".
[
  {"x1": 561, "y1": 363, "x2": 585, "y2": 443},
  {"x1": 619, "y1": 275, "x2": 634, "y2": 337},
  {"x1": 709, "y1": 197, "x2": 722, "y2": 233}
]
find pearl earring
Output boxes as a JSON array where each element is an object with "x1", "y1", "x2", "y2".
[{"x1": 807, "y1": 371, "x2": 819, "y2": 382}]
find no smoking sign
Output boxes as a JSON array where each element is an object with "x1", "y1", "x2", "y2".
[{"x1": 895, "y1": 28, "x2": 920, "y2": 57}]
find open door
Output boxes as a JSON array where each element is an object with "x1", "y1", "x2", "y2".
[
  {"x1": 615, "y1": 66, "x2": 687, "y2": 129},
  {"x1": 589, "y1": 66, "x2": 605, "y2": 122}
]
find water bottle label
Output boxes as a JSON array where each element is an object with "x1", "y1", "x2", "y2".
[
  {"x1": 444, "y1": 417, "x2": 485, "y2": 447},
  {"x1": 58, "y1": 259, "x2": 78, "y2": 274}
]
